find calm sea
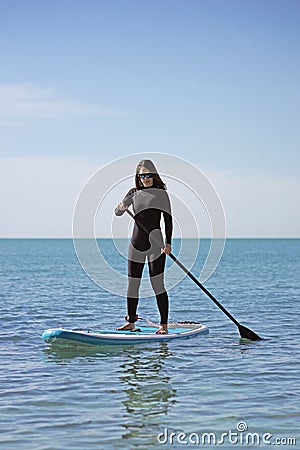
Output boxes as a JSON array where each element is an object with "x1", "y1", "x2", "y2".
[{"x1": 0, "y1": 239, "x2": 299, "y2": 449}]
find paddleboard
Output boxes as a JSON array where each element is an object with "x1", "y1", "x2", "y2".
[{"x1": 42, "y1": 324, "x2": 208, "y2": 346}]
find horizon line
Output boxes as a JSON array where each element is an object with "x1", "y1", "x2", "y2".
[{"x1": 0, "y1": 236, "x2": 299, "y2": 240}]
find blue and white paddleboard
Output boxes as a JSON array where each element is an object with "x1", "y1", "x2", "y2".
[{"x1": 42, "y1": 324, "x2": 208, "y2": 346}]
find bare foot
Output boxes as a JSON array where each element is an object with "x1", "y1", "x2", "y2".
[
  {"x1": 116, "y1": 323, "x2": 136, "y2": 331},
  {"x1": 156, "y1": 325, "x2": 168, "y2": 335}
]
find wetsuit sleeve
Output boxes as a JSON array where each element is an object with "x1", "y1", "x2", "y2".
[
  {"x1": 163, "y1": 192, "x2": 173, "y2": 245},
  {"x1": 114, "y1": 188, "x2": 136, "y2": 216}
]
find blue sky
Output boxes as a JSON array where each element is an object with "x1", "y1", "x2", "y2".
[{"x1": 0, "y1": 0, "x2": 299, "y2": 237}]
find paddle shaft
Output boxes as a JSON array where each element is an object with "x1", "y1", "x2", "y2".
[
  {"x1": 168, "y1": 252, "x2": 240, "y2": 327},
  {"x1": 125, "y1": 208, "x2": 262, "y2": 340}
]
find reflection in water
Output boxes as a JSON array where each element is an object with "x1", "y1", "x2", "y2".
[
  {"x1": 238, "y1": 338, "x2": 266, "y2": 355},
  {"x1": 42, "y1": 342, "x2": 128, "y2": 363},
  {"x1": 42, "y1": 341, "x2": 178, "y2": 448},
  {"x1": 119, "y1": 343, "x2": 177, "y2": 445}
]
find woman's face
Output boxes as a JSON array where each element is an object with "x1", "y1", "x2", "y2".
[{"x1": 138, "y1": 166, "x2": 154, "y2": 187}]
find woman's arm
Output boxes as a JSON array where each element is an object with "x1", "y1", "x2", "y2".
[
  {"x1": 162, "y1": 191, "x2": 173, "y2": 254},
  {"x1": 114, "y1": 188, "x2": 136, "y2": 216}
]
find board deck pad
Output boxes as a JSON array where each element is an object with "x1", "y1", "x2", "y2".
[{"x1": 42, "y1": 324, "x2": 208, "y2": 346}]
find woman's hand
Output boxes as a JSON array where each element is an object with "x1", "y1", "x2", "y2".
[
  {"x1": 116, "y1": 202, "x2": 127, "y2": 211},
  {"x1": 162, "y1": 244, "x2": 171, "y2": 255}
]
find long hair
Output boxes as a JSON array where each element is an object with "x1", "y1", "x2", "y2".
[{"x1": 135, "y1": 159, "x2": 166, "y2": 190}]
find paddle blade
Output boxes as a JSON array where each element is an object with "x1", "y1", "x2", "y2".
[{"x1": 238, "y1": 324, "x2": 263, "y2": 341}]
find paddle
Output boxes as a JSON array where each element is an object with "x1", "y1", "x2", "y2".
[{"x1": 125, "y1": 208, "x2": 262, "y2": 341}]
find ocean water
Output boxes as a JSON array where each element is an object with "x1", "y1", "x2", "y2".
[{"x1": 0, "y1": 238, "x2": 299, "y2": 449}]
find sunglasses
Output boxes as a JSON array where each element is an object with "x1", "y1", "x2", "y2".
[{"x1": 138, "y1": 173, "x2": 153, "y2": 179}]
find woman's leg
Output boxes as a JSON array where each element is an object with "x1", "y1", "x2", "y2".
[
  {"x1": 127, "y1": 259, "x2": 144, "y2": 322},
  {"x1": 116, "y1": 245, "x2": 145, "y2": 330},
  {"x1": 148, "y1": 251, "x2": 169, "y2": 329}
]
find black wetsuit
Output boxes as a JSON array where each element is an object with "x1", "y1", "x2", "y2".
[{"x1": 115, "y1": 186, "x2": 173, "y2": 324}]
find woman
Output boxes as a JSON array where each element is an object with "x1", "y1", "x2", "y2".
[{"x1": 115, "y1": 159, "x2": 173, "y2": 334}]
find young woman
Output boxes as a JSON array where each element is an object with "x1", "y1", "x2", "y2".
[{"x1": 115, "y1": 159, "x2": 173, "y2": 334}]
